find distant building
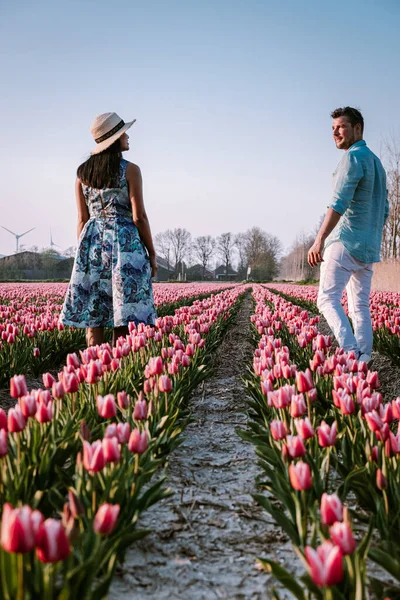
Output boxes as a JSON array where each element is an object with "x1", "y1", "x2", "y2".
[
  {"x1": 154, "y1": 256, "x2": 175, "y2": 282},
  {"x1": 186, "y1": 264, "x2": 214, "y2": 281},
  {"x1": 214, "y1": 264, "x2": 238, "y2": 281}
]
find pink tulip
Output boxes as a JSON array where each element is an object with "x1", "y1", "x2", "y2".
[
  {"x1": 7, "y1": 405, "x2": 26, "y2": 433},
  {"x1": 1, "y1": 504, "x2": 43, "y2": 553},
  {"x1": 379, "y1": 403, "x2": 393, "y2": 424},
  {"x1": 0, "y1": 429, "x2": 8, "y2": 457},
  {"x1": 392, "y1": 397, "x2": 400, "y2": 419},
  {"x1": 97, "y1": 394, "x2": 117, "y2": 419},
  {"x1": 270, "y1": 420, "x2": 287, "y2": 441},
  {"x1": 305, "y1": 541, "x2": 343, "y2": 587},
  {"x1": 66, "y1": 353, "x2": 80, "y2": 368},
  {"x1": 35, "y1": 400, "x2": 53, "y2": 423},
  {"x1": 42, "y1": 372, "x2": 55, "y2": 388},
  {"x1": 117, "y1": 391, "x2": 129, "y2": 410},
  {"x1": 133, "y1": 396, "x2": 148, "y2": 420},
  {"x1": 68, "y1": 490, "x2": 85, "y2": 518},
  {"x1": 116, "y1": 422, "x2": 131, "y2": 444},
  {"x1": 20, "y1": 395, "x2": 37, "y2": 418},
  {"x1": 0, "y1": 408, "x2": 7, "y2": 431},
  {"x1": 296, "y1": 369, "x2": 314, "y2": 393},
  {"x1": 93, "y1": 503, "x2": 120, "y2": 535},
  {"x1": 366, "y1": 371, "x2": 380, "y2": 390},
  {"x1": 158, "y1": 375, "x2": 173, "y2": 393},
  {"x1": 83, "y1": 440, "x2": 105, "y2": 472},
  {"x1": 36, "y1": 519, "x2": 70, "y2": 563},
  {"x1": 128, "y1": 429, "x2": 148, "y2": 454},
  {"x1": 290, "y1": 394, "x2": 307, "y2": 418},
  {"x1": 286, "y1": 436, "x2": 306, "y2": 458},
  {"x1": 102, "y1": 437, "x2": 121, "y2": 463},
  {"x1": 104, "y1": 424, "x2": 117, "y2": 438},
  {"x1": 100, "y1": 349, "x2": 112, "y2": 366},
  {"x1": 63, "y1": 373, "x2": 79, "y2": 394},
  {"x1": 33, "y1": 347, "x2": 40, "y2": 357},
  {"x1": 52, "y1": 381, "x2": 65, "y2": 400},
  {"x1": 339, "y1": 395, "x2": 355, "y2": 415},
  {"x1": 147, "y1": 356, "x2": 164, "y2": 376},
  {"x1": 389, "y1": 432, "x2": 400, "y2": 455},
  {"x1": 320, "y1": 493, "x2": 343, "y2": 526},
  {"x1": 295, "y1": 417, "x2": 315, "y2": 440},
  {"x1": 10, "y1": 375, "x2": 28, "y2": 399},
  {"x1": 289, "y1": 461, "x2": 312, "y2": 491},
  {"x1": 329, "y1": 522, "x2": 356, "y2": 555},
  {"x1": 376, "y1": 468, "x2": 387, "y2": 490},
  {"x1": 317, "y1": 421, "x2": 337, "y2": 448},
  {"x1": 365, "y1": 410, "x2": 384, "y2": 433}
]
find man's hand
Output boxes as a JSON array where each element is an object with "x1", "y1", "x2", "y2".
[{"x1": 308, "y1": 239, "x2": 324, "y2": 268}]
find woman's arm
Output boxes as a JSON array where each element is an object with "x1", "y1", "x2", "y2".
[
  {"x1": 126, "y1": 162, "x2": 157, "y2": 277},
  {"x1": 76, "y1": 178, "x2": 89, "y2": 239}
]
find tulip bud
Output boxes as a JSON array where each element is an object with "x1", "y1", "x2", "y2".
[
  {"x1": 83, "y1": 440, "x2": 105, "y2": 472},
  {"x1": 19, "y1": 394, "x2": 37, "y2": 418},
  {"x1": 7, "y1": 405, "x2": 26, "y2": 433},
  {"x1": 117, "y1": 391, "x2": 129, "y2": 410},
  {"x1": 0, "y1": 429, "x2": 8, "y2": 457},
  {"x1": 376, "y1": 468, "x2": 387, "y2": 490},
  {"x1": 270, "y1": 419, "x2": 287, "y2": 441},
  {"x1": 36, "y1": 519, "x2": 70, "y2": 563},
  {"x1": 10, "y1": 375, "x2": 28, "y2": 399},
  {"x1": 63, "y1": 373, "x2": 79, "y2": 394},
  {"x1": 80, "y1": 420, "x2": 92, "y2": 441},
  {"x1": 317, "y1": 421, "x2": 337, "y2": 448},
  {"x1": 66, "y1": 353, "x2": 80, "y2": 369},
  {"x1": 52, "y1": 381, "x2": 65, "y2": 400},
  {"x1": 128, "y1": 429, "x2": 148, "y2": 454},
  {"x1": 329, "y1": 522, "x2": 356, "y2": 555},
  {"x1": 116, "y1": 422, "x2": 131, "y2": 444},
  {"x1": 286, "y1": 435, "x2": 306, "y2": 458},
  {"x1": 305, "y1": 541, "x2": 343, "y2": 587},
  {"x1": 1, "y1": 504, "x2": 43, "y2": 553},
  {"x1": 42, "y1": 372, "x2": 56, "y2": 388},
  {"x1": 296, "y1": 369, "x2": 314, "y2": 393},
  {"x1": 320, "y1": 493, "x2": 343, "y2": 526},
  {"x1": 133, "y1": 396, "x2": 148, "y2": 420},
  {"x1": 68, "y1": 489, "x2": 85, "y2": 518},
  {"x1": 33, "y1": 347, "x2": 40, "y2": 357},
  {"x1": 289, "y1": 461, "x2": 312, "y2": 491},
  {"x1": 97, "y1": 394, "x2": 117, "y2": 419},
  {"x1": 0, "y1": 408, "x2": 7, "y2": 431},
  {"x1": 102, "y1": 436, "x2": 121, "y2": 463},
  {"x1": 295, "y1": 417, "x2": 315, "y2": 440},
  {"x1": 158, "y1": 375, "x2": 173, "y2": 393},
  {"x1": 93, "y1": 503, "x2": 120, "y2": 535},
  {"x1": 35, "y1": 400, "x2": 53, "y2": 424}
]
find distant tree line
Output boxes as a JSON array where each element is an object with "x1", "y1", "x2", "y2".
[{"x1": 154, "y1": 227, "x2": 282, "y2": 280}]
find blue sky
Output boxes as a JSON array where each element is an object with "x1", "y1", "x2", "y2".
[{"x1": 0, "y1": 0, "x2": 399, "y2": 257}]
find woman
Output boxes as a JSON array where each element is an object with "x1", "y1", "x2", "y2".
[{"x1": 60, "y1": 112, "x2": 157, "y2": 346}]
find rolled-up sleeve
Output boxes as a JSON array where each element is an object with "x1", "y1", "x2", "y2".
[{"x1": 330, "y1": 152, "x2": 364, "y2": 215}]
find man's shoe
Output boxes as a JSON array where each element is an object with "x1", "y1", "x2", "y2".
[{"x1": 358, "y1": 353, "x2": 372, "y2": 367}]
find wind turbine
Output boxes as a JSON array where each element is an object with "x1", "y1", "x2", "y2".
[
  {"x1": 49, "y1": 229, "x2": 61, "y2": 251},
  {"x1": 1, "y1": 226, "x2": 35, "y2": 253}
]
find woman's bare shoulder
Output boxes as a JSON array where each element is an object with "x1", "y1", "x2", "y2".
[{"x1": 126, "y1": 162, "x2": 142, "y2": 178}]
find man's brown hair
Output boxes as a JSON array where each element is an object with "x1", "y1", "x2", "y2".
[{"x1": 331, "y1": 106, "x2": 364, "y2": 133}]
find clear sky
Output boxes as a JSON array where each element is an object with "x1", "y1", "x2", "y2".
[{"x1": 1, "y1": 0, "x2": 399, "y2": 257}]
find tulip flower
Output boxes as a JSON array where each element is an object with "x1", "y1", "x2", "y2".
[
  {"x1": 0, "y1": 429, "x2": 8, "y2": 457},
  {"x1": 66, "y1": 352, "x2": 80, "y2": 368},
  {"x1": 365, "y1": 410, "x2": 384, "y2": 433},
  {"x1": 7, "y1": 405, "x2": 26, "y2": 433},
  {"x1": 158, "y1": 375, "x2": 173, "y2": 393},
  {"x1": 35, "y1": 400, "x2": 53, "y2": 423},
  {"x1": 116, "y1": 422, "x2": 131, "y2": 444},
  {"x1": 290, "y1": 394, "x2": 307, "y2": 418},
  {"x1": 83, "y1": 440, "x2": 105, "y2": 472},
  {"x1": 68, "y1": 490, "x2": 85, "y2": 518},
  {"x1": 270, "y1": 419, "x2": 287, "y2": 441},
  {"x1": 102, "y1": 436, "x2": 121, "y2": 463},
  {"x1": 128, "y1": 429, "x2": 148, "y2": 454},
  {"x1": 317, "y1": 421, "x2": 337, "y2": 447},
  {"x1": 305, "y1": 541, "x2": 343, "y2": 587},
  {"x1": 320, "y1": 493, "x2": 343, "y2": 526},
  {"x1": 42, "y1": 372, "x2": 56, "y2": 388},
  {"x1": 1, "y1": 504, "x2": 43, "y2": 553},
  {"x1": 104, "y1": 424, "x2": 117, "y2": 438},
  {"x1": 36, "y1": 519, "x2": 70, "y2": 563},
  {"x1": 93, "y1": 503, "x2": 120, "y2": 535},
  {"x1": 10, "y1": 374, "x2": 28, "y2": 399},
  {"x1": 133, "y1": 396, "x2": 148, "y2": 420},
  {"x1": 366, "y1": 371, "x2": 380, "y2": 390},
  {"x1": 52, "y1": 381, "x2": 65, "y2": 400},
  {"x1": 376, "y1": 468, "x2": 387, "y2": 490},
  {"x1": 147, "y1": 356, "x2": 164, "y2": 376},
  {"x1": 286, "y1": 436, "x2": 306, "y2": 458},
  {"x1": 97, "y1": 394, "x2": 117, "y2": 419},
  {"x1": 117, "y1": 391, "x2": 129, "y2": 410},
  {"x1": 289, "y1": 461, "x2": 312, "y2": 491},
  {"x1": 295, "y1": 369, "x2": 314, "y2": 393},
  {"x1": 0, "y1": 408, "x2": 7, "y2": 432},
  {"x1": 63, "y1": 373, "x2": 79, "y2": 394},
  {"x1": 339, "y1": 395, "x2": 355, "y2": 415},
  {"x1": 329, "y1": 522, "x2": 356, "y2": 555},
  {"x1": 295, "y1": 417, "x2": 315, "y2": 440},
  {"x1": 33, "y1": 347, "x2": 40, "y2": 357}
]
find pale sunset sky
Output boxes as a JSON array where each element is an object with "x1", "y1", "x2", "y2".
[{"x1": 0, "y1": 0, "x2": 399, "y2": 256}]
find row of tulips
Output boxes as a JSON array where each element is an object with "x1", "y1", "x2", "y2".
[
  {"x1": 266, "y1": 282, "x2": 400, "y2": 366},
  {"x1": 241, "y1": 284, "x2": 400, "y2": 599},
  {"x1": 0, "y1": 282, "x2": 234, "y2": 385},
  {"x1": 0, "y1": 285, "x2": 248, "y2": 599}
]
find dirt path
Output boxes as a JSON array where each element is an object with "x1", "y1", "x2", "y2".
[{"x1": 110, "y1": 294, "x2": 292, "y2": 600}]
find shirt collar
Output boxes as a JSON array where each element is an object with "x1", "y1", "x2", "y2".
[{"x1": 349, "y1": 140, "x2": 366, "y2": 150}]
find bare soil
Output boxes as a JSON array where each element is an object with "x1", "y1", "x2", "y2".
[{"x1": 110, "y1": 295, "x2": 293, "y2": 600}]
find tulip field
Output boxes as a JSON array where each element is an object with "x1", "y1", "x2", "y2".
[{"x1": 0, "y1": 282, "x2": 400, "y2": 599}]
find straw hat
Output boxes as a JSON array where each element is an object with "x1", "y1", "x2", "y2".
[{"x1": 90, "y1": 112, "x2": 136, "y2": 155}]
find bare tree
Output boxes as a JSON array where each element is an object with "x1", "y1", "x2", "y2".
[
  {"x1": 192, "y1": 235, "x2": 216, "y2": 278},
  {"x1": 234, "y1": 232, "x2": 248, "y2": 279},
  {"x1": 381, "y1": 135, "x2": 400, "y2": 259},
  {"x1": 217, "y1": 232, "x2": 236, "y2": 275},
  {"x1": 169, "y1": 228, "x2": 191, "y2": 274},
  {"x1": 154, "y1": 231, "x2": 173, "y2": 271}
]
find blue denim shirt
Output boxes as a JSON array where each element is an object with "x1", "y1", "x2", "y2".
[{"x1": 325, "y1": 140, "x2": 389, "y2": 263}]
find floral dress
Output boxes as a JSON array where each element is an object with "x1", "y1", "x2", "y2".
[{"x1": 60, "y1": 159, "x2": 157, "y2": 328}]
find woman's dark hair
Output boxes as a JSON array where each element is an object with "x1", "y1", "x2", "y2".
[
  {"x1": 77, "y1": 138, "x2": 122, "y2": 188},
  {"x1": 331, "y1": 106, "x2": 364, "y2": 134}
]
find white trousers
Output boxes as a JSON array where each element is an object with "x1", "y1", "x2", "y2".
[{"x1": 317, "y1": 241, "x2": 373, "y2": 356}]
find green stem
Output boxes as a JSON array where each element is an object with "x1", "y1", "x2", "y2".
[{"x1": 17, "y1": 554, "x2": 23, "y2": 600}]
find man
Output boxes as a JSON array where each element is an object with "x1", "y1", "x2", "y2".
[{"x1": 308, "y1": 107, "x2": 389, "y2": 363}]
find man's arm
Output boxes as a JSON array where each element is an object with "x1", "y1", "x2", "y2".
[{"x1": 307, "y1": 208, "x2": 341, "y2": 267}]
